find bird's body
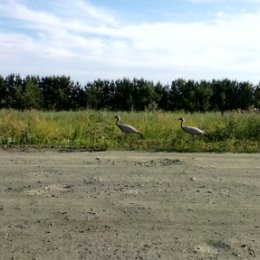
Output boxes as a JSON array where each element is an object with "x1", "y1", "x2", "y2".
[
  {"x1": 114, "y1": 115, "x2": 143, "y2": 137},
  {"x1": 178, "y1": 117, "x2": 207, "y2": 137}
]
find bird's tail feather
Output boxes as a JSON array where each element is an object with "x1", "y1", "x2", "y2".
[{"x1": 139, "y1": 132, "x2": 144, "y2": 139}]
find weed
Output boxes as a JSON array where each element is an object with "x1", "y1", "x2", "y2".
[{"x1": 0, "y1": 109, "x2": 259, "y2": 152}]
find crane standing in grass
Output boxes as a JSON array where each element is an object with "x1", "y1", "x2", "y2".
[
  {"x1": 114, "y1": 115, "x2": 144, "y2": 138},
  {"x1": 178, "y1": 117, "x2": 207, "y2": 137}
]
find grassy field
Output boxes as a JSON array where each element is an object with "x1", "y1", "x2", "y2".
[{"x1": 0, "y1": 109, "x2": 259, "y2": 152}]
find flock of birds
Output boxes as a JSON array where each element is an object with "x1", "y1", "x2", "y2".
[{"x1": 114, "y1": 115, "x2": 208, "y2": 138}]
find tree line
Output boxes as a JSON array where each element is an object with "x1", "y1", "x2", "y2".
[{"x1": 0, "y1": 74, "x2": 259, "y2": 112}]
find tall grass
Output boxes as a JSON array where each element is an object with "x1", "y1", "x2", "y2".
[{"x1": 0, "y1": 109, "x2": 259, "y2": 152}]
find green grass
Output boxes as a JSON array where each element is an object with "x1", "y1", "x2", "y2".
[{"x1": 0, "y1": 109, "x2": 259, "y2": 152}]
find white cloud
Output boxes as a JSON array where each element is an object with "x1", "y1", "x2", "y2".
[{"x1": 0, "y1": 0, "x2": 260, "y2": 83}]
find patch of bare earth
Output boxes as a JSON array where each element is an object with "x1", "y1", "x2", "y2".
[{"x1": 0, "y1": 150, "x2": 259, "y2": 259}]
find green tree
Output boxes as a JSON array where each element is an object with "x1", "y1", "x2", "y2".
[
  {"x1": 168, "y1": 79, "x2": 185, "y2": 111},
  {"x1": 236, "y1": 81, "x2": 254, "y2": 110},
  {"x1": 0, "y1": 75, "x2": 7, "y2": 108},
  {"x1": 23, "y1": 80, "x2": 42, "y2": 109},
  {"x1": 154, "y1": 82, "x2": 171, "y2": 110},
  {"x1": 113, "y1": 78, "x2": 134, "y2": 111},
  {"x1": 194, "y1": 80, "x2": 213, "y2": 112},
  {"x1": 40, "y1": 75, "x2": 75, "y2": 110},
  {"x1": 254, "y1": 85, "x2": 260, "y2": 109},
  {"x1": 210, "y1": 80, "x2": 226, "y2": 113},
  {"x1": 179, "y1": 79, "x2": 197, "y2": 112},
  {"x1": 4, "y1": 74, "x2": 23, "y2": 108},
  {"x1": 133, "y1": 79, "x2": 158, "y2": 110}
]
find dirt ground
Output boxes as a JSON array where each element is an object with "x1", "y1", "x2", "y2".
[{"x1": 0, "y1": 150, "x2": 259, "y2": 260}]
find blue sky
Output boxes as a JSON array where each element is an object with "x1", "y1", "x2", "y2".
[{"x1": 1, "y1": 0, "x2": 260, "y2": 84}]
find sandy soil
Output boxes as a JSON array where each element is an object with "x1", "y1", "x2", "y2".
[{"x1": 0, "y1": 150, "x2": 259, "y2": 260}]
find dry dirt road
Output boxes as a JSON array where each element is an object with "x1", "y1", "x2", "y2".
[{"x1": 0, "y1": 150, "x2": 259, "y2": 260}]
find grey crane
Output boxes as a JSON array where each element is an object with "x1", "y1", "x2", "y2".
[
  {"x1": 114, "y1": 115, "x2": 143, "y2": 138},
  {"x1": 178, "y1": 117, "x2": 207, "y2": 137}
]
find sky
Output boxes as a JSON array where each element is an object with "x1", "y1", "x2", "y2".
[{"x1": 1, "y1": 0, "x2": 260, "y2": 85}]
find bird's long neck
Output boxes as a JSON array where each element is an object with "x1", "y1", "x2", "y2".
[
  {"x1": 116, "y1": 118, "x2": 120, "y2": 125},
  {"x1": 180, "y1": 119, "x2": 184, "y2": 129}
]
